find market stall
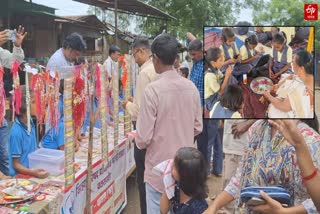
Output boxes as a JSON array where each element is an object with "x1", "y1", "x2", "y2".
[{"x1": 0, "y1": 55, "x2": 137, "y2": 214}]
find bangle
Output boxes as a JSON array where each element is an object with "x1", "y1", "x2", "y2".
[{"x1": 301, "y1": 168, "x2": 318, "y2": 182}]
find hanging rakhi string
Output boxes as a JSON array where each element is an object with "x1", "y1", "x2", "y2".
[
  {"x1": 11, "y1": 61, "x2": 21, "y2": 121},
  {"x1": 72, "y1": 66, "x2": 86, "y2": 133}
]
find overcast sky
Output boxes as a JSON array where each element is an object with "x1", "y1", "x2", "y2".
[{"x1": 32, "y1": 0, "x2": 253, "y2": 23}]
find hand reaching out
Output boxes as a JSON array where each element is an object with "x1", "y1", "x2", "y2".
[
  {"x1": 268, "y1": 120, "x2": 304, "y2": 147},
  {"x1": 0, "y1": 30, "x2": 9, "y2": 46},
  {"x1": 13, "y1": 25, "x2": 27, "y2": 47}
]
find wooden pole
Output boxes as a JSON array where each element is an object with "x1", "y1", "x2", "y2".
[
  {"x1": 114, "y1": 0, "x2": 118, "y2": 46},
  {"x1": 25, "y1": 70, "x2": 31, "y2": 133},
  {"x1": 124, "y1": 55, "x2": 131, "y2": 135},
  {"x1": 63, "y1": 78, "x2": 75, "y2": 191},
  {"x1": 99, "y1": 64, "x2": 109, "y2": 162},
  {"x1": 112, "y1": 62, "x2": 119, "y2": 147},
  {"x1": 86, "y1": 62, "x2": 96, "y2": 214}
]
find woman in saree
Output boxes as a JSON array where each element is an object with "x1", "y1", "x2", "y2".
[
  {"x1": 264, "y1": 50, "x2": 314, "y2": 118},
  {"x1": 204, "y1": 116, "x2": 320, "y2": 214},
  {"x1": 269, "y1": 120, "x2": 320, "y2": 213}
]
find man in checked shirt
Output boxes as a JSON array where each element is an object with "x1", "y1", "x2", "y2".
[{"x1": 188, "y1": 37, "x2": 223, "y2": 177}]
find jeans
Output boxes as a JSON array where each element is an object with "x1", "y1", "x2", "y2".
[
  {"x1": 134, "y1": 144, "x2": 147, "y2": 214},
  {"x1": 196, "y1": 119, "x2": 209, "y2": 163},
  {"x1": 145, "y1": 183, "x2": 162, "y2": 214},
  {"x1": 207, "y1": 120, "x2": 223, "y2": 175},
  {"x1": 0, "y1": 119, "x2": 10, "y2": 175},
  {"x1": 133, "y1": 121, "x2": 147, "y2": 214}
]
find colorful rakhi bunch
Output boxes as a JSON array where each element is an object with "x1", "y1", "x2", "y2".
[
  {"x1": 11, "y1": 61, "x2": 22, "y2": 121},
  {"x1": 119, "y1": 55, "x2": 132, "y2": 135},
  {"x1": 72, "y1": 66, "x2": 86, "y2": 136},
  {"x1": 46, "y1": 70, "x2": 61, "y2": 131},
  {"x1": 119, "y1": 56, "x2": 128, "y2": 89},
  {"x1": 30, "y1": 67, "x2": 47, "y2": 129}
]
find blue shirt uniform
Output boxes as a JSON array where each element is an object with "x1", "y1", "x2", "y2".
[
  {"x1": 9, "y1": 118, "x2": 37, "y2": 176},
  {"x1": 41, "y1": 96, "x2": 64, "y2": 149},
  {"x1": 41, "y1": 119, "x2": 64, "y2": 150},
  {"x1": 82, "y1": 97, "x2": 102, "y2": 134}
]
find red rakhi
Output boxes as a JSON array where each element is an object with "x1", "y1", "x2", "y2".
[
  {"x1": 11, "y1": 61, "x2": 21, "y2": 120},
  {"x1": 72, "y1": 66, "x2": 85, "y2": 131},
  {"x1": 46, "y1": 71, "x2": 60, "y2": 131},
  {"x1": 31, "y1": 72, "x2": 46, "y2": 126},
  {"x1": 0, "y1": 66, "x2": 5, "y2": 126},
  {"x1": 119, "y1": 56, "x2": 128, "y2": 88},
  {"x1": 95, "y1": 64, "x2": 101, "y2": 98}
]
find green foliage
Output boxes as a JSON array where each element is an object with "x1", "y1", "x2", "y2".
[
  {"x1": 250, "y1": 0, "x2": 320, "y2": 50},
  {"x1": 87, "y1": 6, "x2": 130, "y2": 32},
  {"x1": 138, "y1": 0, "x2": 244, "y2": 39}
]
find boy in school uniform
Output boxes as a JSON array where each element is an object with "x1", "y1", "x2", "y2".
[
  {"x1": 9, "y1": 86, "x2": 49, "y2": 178},
  {"x1": 41, "y1": 96, "x2": 65, "y2": 150}
]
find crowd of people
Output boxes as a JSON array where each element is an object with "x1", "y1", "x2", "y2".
[{"x1": 0, "y1": 25, "x2": 319, "y2": 214}]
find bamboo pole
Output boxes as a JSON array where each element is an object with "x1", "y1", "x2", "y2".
[
  {"x1": 124, "y1": 55, "x2": 132, "y2": 135},
  {"x1": 25, "y1": 70, "x2": 31, "y2": 133},
  {"x1": 112, "y1": 62, "x2": 119, "y2": 147},
  {"x1": 64, "y1": 78, "x2": 75, "y2": 190},
  {"x1": 86, "y1": 62, "x2": 96, "y2": 214},
  {"x1": 99, "y1": 64, "x2": 109, "y2": 162}
]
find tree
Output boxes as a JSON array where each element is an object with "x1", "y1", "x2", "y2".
[
  {"x1": 87, "y1": 6, "x2": 130, "y2": 32},
  {"x1": 249, "y1": 0, "x2": 320, "y2": 50},
  {"x1": 138, "y1": 0, "x2": 245, "y2": 39}
]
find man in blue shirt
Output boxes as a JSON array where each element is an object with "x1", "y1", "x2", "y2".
[
  {"x1": 9, "y1": 87, "x2": 49, "y2": 178},
  {"x1": 189, "y1": 39, "x2": 204, "y2": 107}
]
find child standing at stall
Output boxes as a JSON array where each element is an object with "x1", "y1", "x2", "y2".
[
  {"x1": 9, "y1": 86, "x2": 49, "y2": 178},
  {"x1": 159, "y1": 147, "x2": 208, "y2": 214},
  {"x1": 269, "y1": 32, "x2": 292, "y2": 82}
]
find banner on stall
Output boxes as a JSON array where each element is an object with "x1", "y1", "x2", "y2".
[{"x1": 61, "y1": 141, "x2": 127, "y2": 214}]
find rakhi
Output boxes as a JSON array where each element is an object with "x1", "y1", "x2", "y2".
[
  {"x1": 72, "y1": 66, "x2": 85, "y2": 133},
  {"x1": 31, "y1": 71, "x2": 46, "y2": 128},
  {"x1": 95, "y1": 64, "x2": 101, "y2": 99},
  {"x1": 11, "y1": 61, "x2": 21, "y2": 120},
  {"x1": 0, "y1": 66, "x2": 5, "y2": 126},
  {"x1": 46, "y1": 70, "x2": 60, "y2": 131},
  {"x1": 119, "y1": 56, "x2": 128, "y2": 88},
  {"x1": 123, "y1": 55, "x2": 132, "y2": 135},
  {"x1": 24, "y1": 64, "x2": 40, "y2": 133}
]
